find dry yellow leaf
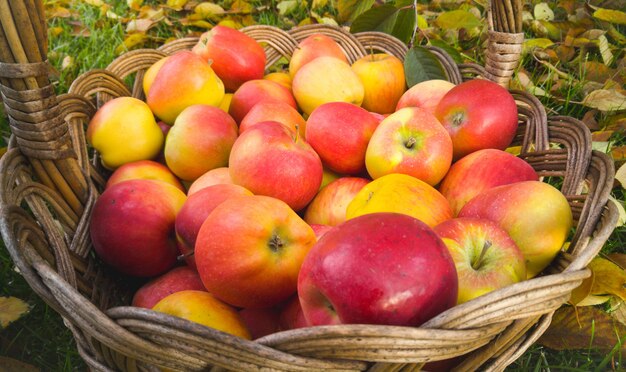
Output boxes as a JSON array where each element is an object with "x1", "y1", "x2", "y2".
[
  {"x1": 115, "y1": 33, "x2": 149, "y2": 55},
  {"x1": 588, "y1": 257, "x2": 626, "y2": 300},
  {"x1": 0, "y1": 296, "x2": 30, "y2": 328}
]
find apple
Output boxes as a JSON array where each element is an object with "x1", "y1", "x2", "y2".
[
  {"x1": 132, "y1": 266, "x2": 206, "y2": 309},
  {"x1": 305, "y1": 102, "x2": 381, "y2": 175},
  {"x1": 438, "y1": 148, "x2": 539, "y2": 215},
  {"x1": 86, "y1": 96, "x2": 164, "y2": 170},
  {"x1": 229, "y1": 79, "x2": 297, "y2": 124},
  {"x1": 152, "y1": 290, "x2": 251, "y2": 339},
  {"x1": 195, "y1": 195, "x2": 317, "y2": 308},
  {"x1": 90, "y1": 179, "x2": 186, "y2": 277},
  {"x1": 175, "y1": 184, "x2": 253, "y2": 270},
  {"x1": 396, "y1": 79, "x2": 456, "y2": 114},
  {"x1": 239, "y1": 101, "x2": 306, "y2": 138},
  {"x1": 434, "y1": 79, "x2": 518, "y2": 160},
  {"x1": 365, "y1": 107, "x2": 453, "y2": 186},
  {"x1": 309, "y1": 224, "x2": 333, "y2": 239},
  {"x1": 346, "y1": 173, "x2": 452, "y2": 228},
  {"x1": 279, "y1": 295, "x2": 308, "y2": 330},
  {"x1": 106, "y1": 160, "x2": 184, "y2": 192},
  {"x1": 239, "y1": 307, "x2": 282, "y2": 339},
  {"x1": 219, "y1": 93, "x2": 233, "y2": 113},
  {"x1": 191, "y1": 25, "x2": 266, "y2": 92},
  {"x1": 229, "y1": 121, "x2": 323, "y2": 211},
  {"x1": 164, "y1": 104, "x2": 238, "y2": 182},
  {"x1": 289, "y1": 33, "x2": 348, "y2": 78},
  {"x1": 292, "y1": 56, "x2": 365, "y2": 115},
  {"x1": 147, "y1": 51, "x2": 225, "y2": 125},
  {"x1": 187, "y1": 167, "x2": 233, "y2": 196},
  {"x1": 351, "y1": 53, "x2": 406, "y2": 114},
  {"x1": 459, "y1": 181, "x2": 573, "y2": 278},
  {"x1": 264, "y1": 71, "x2": 292, "y2": 90},
  {"x1": 304, "y1": 177, "x2": 370, "y2": 226},
  {"x1": 142, "y1": 56, "x2": 169, "y2": 97},
  {"x1": 298, "y1": 213, "x2": 458, "y2": 326},
  {"x1": 434, "y1": 217, "x2": 526, "y2": 304},
  {"x1": 320, "y1": 167, "x2": 341, "y2": 190}
]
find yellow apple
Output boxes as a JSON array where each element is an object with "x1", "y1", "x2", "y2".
[{"x1": 351, "y1": 53, "x2": 406, "y2": 114}]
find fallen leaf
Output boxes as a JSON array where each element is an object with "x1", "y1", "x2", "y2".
[
  {"x1": 523, "y1": 38, "x2": 554, "y2": 54},
  {"x1": 581, "y1": 109, "x2": 600, "y2": 131},
  {"x1": 609, "y1": 297, "x2": 626, "y2": 327},
  {"x1": 534, "y1": 3, "x2": 555, "y2": 21},
  {"x1": 0, "y1": 296, "x2": 30, "y2": 328},
  {"x1": 48, "y1": 6, "x2": 72, "y2": 18},
  {"x1": 608, "y1": 195, "x2": 626, "y2": 227},
  {"x1": 194, "y1": 2, "x2": 224, "y2": 20},
  {"x1": 277, "y1": 0, "x2": 299, "y2": 16},
  {"x1": 593, "y1": 8, "x2": 626, "y2": 25},
  {"x1": 83, "y1": 0, "x2": 104, "y2": 6},
  {"x1": 588, "y1": 257, "x2": 626, "y2": 300},
  {"x1": 126, "y1": 19, "x2": 154, "y2": 33},
  {"x1": 582, "y1": 61, "x2": 614, "y2": 83},
  {"x1": 127, "y1": 0, "x2": 143, "y2": 10},
  {"x1": 615, "y1": 163, "x2": 626, "y2": 188},
  {"x1": 115, "y1": 33, "x2": 149, "y2": 55},
  {"x1": 436, "y1": 10, "x2": 482, "y2": 30},
  {"x1": 0, "y1": 357, "x2": 38, "y2": 372},
  {"x1": 538, "y1": 305, "x2": 626, "y2": 351},
  {"x1": 167, "y1": 0, "x2": 188, "y2": 10},
  {"x1": 582, "y1": 89, "x2": 626, "y2": 112},
  {"x1": 607, "y1": 253, "x2": 626, "y2": 270},
  {"x1": 312, "y1": 0, "x2": 329, "y2": 9},
  {"x1": 337, "y1": 0, "x2": 376, "y2": 24},
  {"x1": 598, "y1": 34, "x2": 614, "y2": 66},
  {"x1": 612, "y1": 146, "x2": 626, "y2": 162},
  {"x1": 568, "y1": 270, "x2": 595, "y2": 305}
]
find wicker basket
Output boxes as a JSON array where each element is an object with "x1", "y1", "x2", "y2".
[{"x1": 0, "y1": 1, "x2": 619, "y2": 371}]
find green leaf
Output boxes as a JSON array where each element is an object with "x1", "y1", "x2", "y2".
[
  {"x1": 403, "y1": 46, "x2": 447, "y2": 87},
  {"x1": 435, "y1": 10, "x2": 481, "y2": 30},
  {"x1": 337, "y1": 0, "x2": 376, "y2": 24},
  {"x1": 594, "y1": 8, "x2": 626, "y2": 25},
  {"x1": 277, "y1": 0, "x2": 299, "y2": 15},
  {"x1": 533, "y1": 3, "x2": 555, "y2": 21},
  {"x1": 429, "y1": 39, "x2": 463, "y2": 64},
  {"x1": 350, "y1": 4, "x2": 416, "y2": 44}
]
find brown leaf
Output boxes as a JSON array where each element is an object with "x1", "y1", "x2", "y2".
[
  {"x1": 538, "y1": 306, "x2": 626, "y2": 351},
  {"x1": 607, "y1": 253, "x2": 626, "y2": 269},
  {"x1": 610, "y1": 297, "x2": 626, "y2": 327},
  {"x1": 0, "y1": 296, "x2": 30, "y2": 328},
  {"x1": 592, "y1": 130, "x2": 614, "y2": 141},
  {"x1": 612, "y1": 146, "x2": 626, "y2": 162},
  {"x1": 582, "y1": 109, "x2": 600, "y2": 131},
  {"x1": 583, "y1": 89, "x2": 626, "y2": 112},
  {"x1": 0, "y1": 356, "x2": 38, "y2": 372},
  {"x1": 589, "y1": 257, "x2": 626, "y2": 301},
  {"x1": 115, "y1": 33, "x2": 149, "y2": 55}
]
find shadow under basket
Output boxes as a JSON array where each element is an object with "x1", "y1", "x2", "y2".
[{"x1": 0, "y1": 24, "x2": 620, "y2": 371}]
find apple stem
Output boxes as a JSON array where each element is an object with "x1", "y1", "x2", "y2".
[
  {"x1": 269, "y1": 234, "x2": 284, "y2": 253},
  {"x1": 472, "y1": 240, "x2": 492, "y2": 270},
  {"x1": 293, "y1": 124, "x2": 300, "y2": 143},
  {"x1": 405, "y1": 136, "x2": 417, "y2": 149},
  {"x1": 176, "y1": 251, "x2": 194, "y2": 262}
]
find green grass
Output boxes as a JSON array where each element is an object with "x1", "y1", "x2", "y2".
[{"x1": 1, "y1": 0, "x2": 625, "y2": 370}]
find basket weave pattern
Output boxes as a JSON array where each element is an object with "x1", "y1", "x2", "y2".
[{"x1": 0, "y1": 16, "x2": 619, "y2": 372}]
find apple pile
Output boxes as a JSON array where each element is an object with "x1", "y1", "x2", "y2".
[{"x1": 87, "y1": 26, "x2": 573, "y2": 340}]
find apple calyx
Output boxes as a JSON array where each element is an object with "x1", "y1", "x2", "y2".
[
  {"x1": 450, "y1": 111, "x2": 466, "y2": 127},
  {"x1": 471, "y1": 240, "x2": 492, "y2": 270},
  {"x1": 268, "y1": 234, "x2": 285, "y2": 253},
  {"x1": 405, "y1": 136, "x2": 417, "y2": 149}
]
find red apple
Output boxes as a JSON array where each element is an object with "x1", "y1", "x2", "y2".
[
  {"x1": 309, "y1": 224, "x2": 333, "y2": 239},
  {"x1": 434, "y1": 79, "x2": 518, "y2": 160},
  {"x1": 192, "y1": 25, "x2": 266, "y2": 92},
  {"x1": 186, "y1": 167, "x2": 233, "y2": 196},
  {"x1": 229, "y1": 79, "x2": 297, "y2": 124},
  {"x1": 132, "y1": 266, "x2": 206, "y2": 309},
  {"x1": 298, "y1": 213, "x2": 458, "y2": 326},
  {"x1": 175, "y1": 184, "x2": 253, "y2": 270},
  {"x1": 279, "y1": 295, "x2": 308, "y2": 330},
  {"x1": 459, "y1": 181, "x2": 573, "y2": 278},
  {"x1": 305, "y1": 102, "x2": 381, "y2": 175},
  {"x1": 239, "y1": 307, "x2": 282, "y2": 339},
  {"x1": 289, "y1": 33, "x2": 348, "y2": 78},
  {"x1": 396, "y1": 79, "x2": 455, "y2": 114},
  {"x1": 106, "y1": 160, "x2": 185, "y2": 192},
  {"x1": 195, "y1": 195, "x2": 317, "y2": 308},
  {"x1": 239, "y1": 100, "x2": 306, "y2": 138},
  {"x1": 304, "y1": 177, "x2": 370, "y2": 226},
  {"x1": 434, "y1": 217, "x2": 526, "y2": 304},
  {"x1": 90, "y1": 179, "x2": 186, "y2": 277},
  {"x1": 438, "y1": 149, "x2": 538, "y2": 215},
  {"x1": 164, "y1": 104, "x2": 238, "y2": 182},
  {"x1": 229, "y1": 121, "x2": 323, "y2": 211},
  {"x1": 365, "y1": 107, "x2": 453, "y2": 186}
]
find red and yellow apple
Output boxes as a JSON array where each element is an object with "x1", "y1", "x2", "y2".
[
  {"x1": 365, "y1": 107, "x2": 453, "y2": 186},
  {"x1": 132, "y1": 266, "x2": 206, "y2": 309},
  {"x1": 164, "y1": 104, "x2": 238, "y2": 182},
  {"x1": 396, "y1": 79, "x2": 455, "y2": 114},
  {"x1": 105, "y1": 159, "x2": 184, "y2": 192},
  {"x1": 187, "y1": 167, "x2": 233, "y2": 196},
  {"x1": 146, "y1": 51, "x2": 225, "y2": 125},
  {"x1": 298, "y1": 213, "x2": 458, "y2": 326},
  {"x1": 229, "y1": 79, "x2": 297, "y2": 124},
  {"x1": 191, "y1": 25, "x2": 266, "y2": 92},
  {"x1": 459, "y1": 181, "x2": 573, "y2": 278},
  {"x1": 89, "y1": 179, "x2": 186, "y2": 277},
  {"x1": 434, "y1": 217, "x2": 526, "y2": 304},
  {"x1": 239, "y1": 307, "x2": 282, "y2": 339},
  {"x1": 351, "y1": 53, "x2": 406, "y2": 114},
  {"x1": 87, "y1": 96, "x2": 164, "y2": 170},
  {"x1": 229, "y1": 121, "x2": 323, "y2": 211},
  {"x1": 239, "y1": 100, "x2": 306, "y2": 138},
  {"x1": 264, "y1": 71, "x2": 292, "y2": 90},
  {"x1": 305, "y1": 102, "x2": 381, "y2": 175},
  {"x1": 438, "y1": 149, "x2": 538, "y2": 215},
  {"x1": 142, "y1": 56, "x2": 169, "y2": 97},
  {"x1": 289, "y1": 33, "x2": 348, "y2": 78},
  {"x1": 304, "y1": 177, "x2": 370, "y2": 226},
  {"x1": 195, "y1": 195, "x2": 317, "y2": 308}
]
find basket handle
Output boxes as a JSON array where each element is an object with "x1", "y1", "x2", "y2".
[
  {"x1": 486, "y1": 0, "x2": 524, "y2": 87},
  {"x1": 0, "y1": 0, "x2": 90, "y2": 217}
]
